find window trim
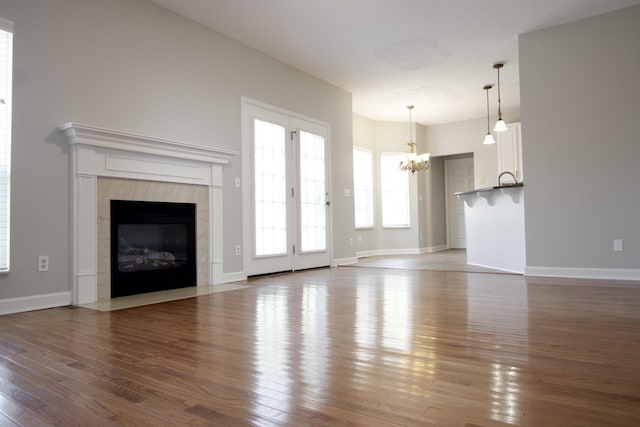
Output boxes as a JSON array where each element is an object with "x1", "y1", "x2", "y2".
[
  {"x1": 380, "y1": 152, "x2": 411, "y2": 228},
  {"x1": 0, "y1": 17, "x2": 13, "y2": 273},
  {"x1": 353, "y1": 146, "x2": 374, "y2": 229}
]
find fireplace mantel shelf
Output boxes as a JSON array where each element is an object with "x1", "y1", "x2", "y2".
[{"x1": 58, "y1": 122, "x2": 238, "y2": 165}]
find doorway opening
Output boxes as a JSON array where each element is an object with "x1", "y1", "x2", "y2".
[{"x1": 443, "y1": 153, "x2": 474, "y2": 249}]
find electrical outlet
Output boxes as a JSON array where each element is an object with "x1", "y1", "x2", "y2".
[
  {"x1": 349, "y1": 238, "x2": 353, "y2": 247},
  {"x1": 38, "y1": 255, "x2": 49, "y2": 272},
  {"x1": 235, "y1": 245, "x2": 241, "y2": 256}
]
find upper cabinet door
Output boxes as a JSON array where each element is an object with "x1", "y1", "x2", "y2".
[{"x1": 497, "y1": 122, "x2": 523, "y2": 182}]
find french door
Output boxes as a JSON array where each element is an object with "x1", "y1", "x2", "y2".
[{"x1": 243, "y1": 101, "x2": 331, "y2": 276}]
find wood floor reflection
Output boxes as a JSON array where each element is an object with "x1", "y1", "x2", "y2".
[{"x1": 1, "y1": 267, "x2": 639, "y2": 426}]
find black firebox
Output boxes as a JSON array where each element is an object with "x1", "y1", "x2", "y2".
[{"x1": 110, "y1": 200, "x2": 196, "y2": 298}]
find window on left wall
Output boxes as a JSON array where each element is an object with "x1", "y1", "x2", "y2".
[
  {"x1": 353, "y1": 147, "x2": 374, "y2": 228},
  {"x1": 380, "y1": 152, "x2": 410, "y2": 228},
  {"x1": 0, "y1": 18, "x2": 13, "y2": 272}
]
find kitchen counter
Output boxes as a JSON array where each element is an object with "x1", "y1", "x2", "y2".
[
  {"x1": 455, "y1": 184, "x2": 525, "y2": 273},
  {"x1": 455, "y1": 182, "x2": 523, "y2": 196}
]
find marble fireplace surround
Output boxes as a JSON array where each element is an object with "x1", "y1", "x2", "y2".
[{"x1": 59, "y1": 123, "x2": 237, "y2": 305}]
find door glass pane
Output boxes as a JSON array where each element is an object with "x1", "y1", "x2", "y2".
[
  {"x1": 254, "y1": 119, "x2": 287, "y2": 256},
  {"x1": 299, "y1": 130, "x2": 326, "y2": 252}
]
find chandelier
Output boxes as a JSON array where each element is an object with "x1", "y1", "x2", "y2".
[{"x1": 399, "y1": 105, "x2": 430, "y2": 174}]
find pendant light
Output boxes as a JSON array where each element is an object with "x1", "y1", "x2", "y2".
[
  {"x1": 399, "y1": 105, "x2": 430, "y2": 174},
  {"x1": 483, "y1": 85, "x2": 496, "y2": 145},
  {"x1": 493, "y1": 63, "x2": 508, "y2": 132}
]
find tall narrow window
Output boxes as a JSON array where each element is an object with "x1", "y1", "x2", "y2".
[
  {"x1": 353, "y1": 147, "x2": 373, "y2": 228},
  {"x1": 380, "y1": 153, "x2": 410, "y2": 228},
  {"x1": 0, "y1": 19, "x2": 12, "y2": 272}
]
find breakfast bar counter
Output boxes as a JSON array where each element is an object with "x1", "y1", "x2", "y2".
[{"x1": 455, "y1": 184, "x2": 525, "y2": 274}]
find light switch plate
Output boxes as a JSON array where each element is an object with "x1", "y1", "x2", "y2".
[{"x1": 613, "y1": 239, "x2": 623, "y2": 252}]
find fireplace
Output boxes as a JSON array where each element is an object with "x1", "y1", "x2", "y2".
[
  {"x1": 60, "y1": 122, "x2": 237, "y2": 305},
  {"x1": 110, "y1": 200, "x2": 197, "y2": 298}
]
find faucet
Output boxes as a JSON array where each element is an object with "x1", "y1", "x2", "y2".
[{"x1": 498, "y1": 171, "x2": 517, "y2": 187}]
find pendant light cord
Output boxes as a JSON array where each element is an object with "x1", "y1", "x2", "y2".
[
  {"x1": 408, "y1": 105, "x2": 413, "y2": 143},
  {"x1": 486, "y1": 87, "x2": 491, "y2": 130},
  {"x1": 407, "y1": 105, "x2": 414, "y2": 152}
]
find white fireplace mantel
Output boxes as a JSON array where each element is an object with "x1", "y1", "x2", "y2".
[{"x1": 59, "y1": 122, "x2": 238, "y2": 305}]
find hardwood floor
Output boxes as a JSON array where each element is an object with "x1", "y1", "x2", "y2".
[
  {"x1": 351, "y1": 249, "x2": 508, "y2": 274},
  {"x1": 1, "y1": 267, "x2": 640, "y2": 426}
]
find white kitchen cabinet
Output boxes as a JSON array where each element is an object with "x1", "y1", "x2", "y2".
[{"x1": 496, "y1": 122, "x2": 523, "y2": 183}]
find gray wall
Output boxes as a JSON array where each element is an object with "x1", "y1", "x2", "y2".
[
  {"x1": 519, "y1": 5, "x2": 640, "y2": 270},
  {"x1": 415, "y1": 123, "x2": 429, "y2": 251},
  {"x1": 353, "y1": 114, "x2": 505, "y2": 253},
  {"x1": 0, "y1": 0, "x2": 354, "y2": 301},
  {"x1": 353, "y1": 115, "x2": 425, "y2": 254},
  {"x1": 352, "y1": 113, "x2": 376, "y2": 253},
  {"x1": 425, "y1": 156, "x2": 446, "y2": 249},
  {"x1": 372, "y1": 120, "x2": 421, "y2": 252},
  {"x1": 425, "y1": 116, "x2": 507, "y2": 188}
]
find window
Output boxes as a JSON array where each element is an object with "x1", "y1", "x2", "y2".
[
  {"x1": 0, "y1": 18, "x2": 12, "y2": 272},
  {"x1": 380, "y1": 153, "x2": 410, "y2": 227},
  {"x1": 353, "y1": 147, "x2": 373, "y2": 228}
]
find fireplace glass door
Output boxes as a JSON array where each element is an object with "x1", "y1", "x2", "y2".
[{"x1": 110, "y1": 200, "x2": 196, "y2": 298}]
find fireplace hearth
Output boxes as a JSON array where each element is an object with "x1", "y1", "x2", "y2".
[{"x1": 110, "y1": 200, "x2": 196, "y2": 298}]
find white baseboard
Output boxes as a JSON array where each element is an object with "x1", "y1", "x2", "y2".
[
  {"x1": 471, "y1": 262, "x2": 523, "y2": 275},
  {"x1": 356, "y1": 248, "x2": 421, "y2": 259},
  {"x1": 0, "y1": 291, "x2": 72, "y2": 315},
  {"x1": 355, "y1": 250, "x2": 381, "y2": 258},
  {"x1": 333, "y1": 257, "x2": 358, "y2": 266},
  {"x1": 525, "y1": 266, "x2": 640, "y2": 281},
  {"x1": 422, "y1": 245, "x2": 448, "y2": 253},
  {"x1": 222, "y1": 271, "x2": 247, "y2": 283}
]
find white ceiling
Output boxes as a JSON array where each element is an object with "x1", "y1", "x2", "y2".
[{"x1": 148, "y1": 0, "x2": 640, "y2": 125}]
